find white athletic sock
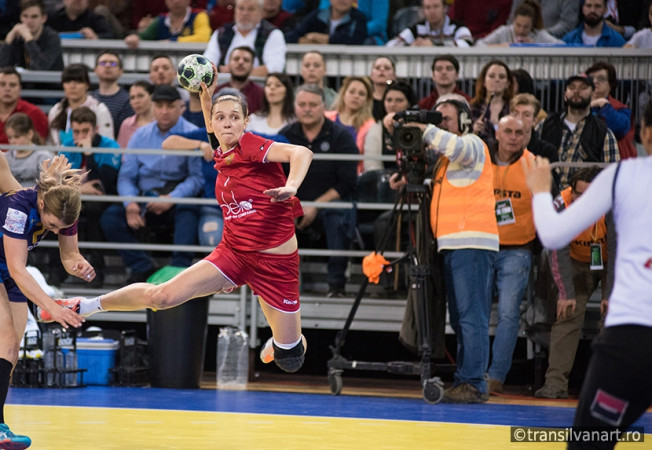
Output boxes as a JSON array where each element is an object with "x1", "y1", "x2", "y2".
[
  {"x1": 273, "y1": 336, "x2": 302, "y2": 350},
  {"x1": 79, "y1": 296, "x2": 104, "y2": 317}
]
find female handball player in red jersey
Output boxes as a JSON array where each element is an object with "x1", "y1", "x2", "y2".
[{"x1": 40, "y1": 68, "x2": 313, "y2": 374}]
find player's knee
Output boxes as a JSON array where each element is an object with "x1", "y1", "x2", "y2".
[
  {"x1": 145, "y1": 285, "x2": 176, "y2": 310},
  {"x1": 273, "y1": 340, "x2": 305, "y2": 373}
]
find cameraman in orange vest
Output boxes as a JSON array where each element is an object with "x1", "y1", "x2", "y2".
[
  {"x1": 486, "y1": 116, "x2": 536, "y2": 395},
  {"x1": 535, "y1": 167, "x2": 614, "y2": 399},
  {"x1": 391, "y1": 93, "x2": 499, "y2": 403}
]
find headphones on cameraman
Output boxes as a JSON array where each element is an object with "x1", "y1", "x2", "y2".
[{"x1": 435, "y1": 98, "x2": 472, "y2": 135}]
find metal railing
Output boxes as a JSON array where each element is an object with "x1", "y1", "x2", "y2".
[{"x1": 51, "y1": 40, "x2": 652, "y2": 123}]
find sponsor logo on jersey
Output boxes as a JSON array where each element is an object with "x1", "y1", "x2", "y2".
[{"x1": 3, "y1": 208, "x2": 27, "y2": 234}]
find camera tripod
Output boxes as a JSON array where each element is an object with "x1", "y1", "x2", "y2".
[{"x1": 327, "y1": 181, "x2": 445, "y2": 403}]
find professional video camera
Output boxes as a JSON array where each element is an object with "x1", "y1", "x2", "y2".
[{"x1": 393, "y1": 110, "x2": 442, "y2": 186}]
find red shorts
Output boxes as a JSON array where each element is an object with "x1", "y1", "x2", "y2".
[{"x1": 204, "y1": 243, "x2": 300, "y2": 313}]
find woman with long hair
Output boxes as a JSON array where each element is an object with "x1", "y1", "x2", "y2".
[
  {"x1": 470, "y1": 60, "x2": 513, "y2": 147},
  {"x1": 247, "y1": 73, "x2": 296, "y2": 135},
  {"x1": 363, "y1": 80, "x2": 415, "y2": 173},
  {"x1": 326, "y1": 76, "x2": 376, "y2": 171},
  {"x1": 47, "y1": 63, "x2": 114, "y2": 146},
  {"x1": 477, "y1": 0, "x2": 561, "y2": 46},
  {"x1": 369, "y1": 56, "x2": 397, "y2": 121},
  {"x1": 117, "y1": 80, "x2": 155, "y2": 147},
  {"x1": 0, "y1": 158, "x2": 89, "y2": 448}
]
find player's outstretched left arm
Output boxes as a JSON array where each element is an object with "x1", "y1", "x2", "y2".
[{"x1": 264, "y1": 143, "x2": 313, "y2": 202}]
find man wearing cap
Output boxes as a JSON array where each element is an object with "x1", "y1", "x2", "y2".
[
  {"x1": 537, "y1": 73, "x2": 619, "y2": 189},
  {"x1": 100, "y1": 84, "x2": 204, "y2": 284}
]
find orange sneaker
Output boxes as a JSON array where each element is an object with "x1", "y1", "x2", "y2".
[{"x1": 36, "y1": 298, "x2": 82, "y2": 323}]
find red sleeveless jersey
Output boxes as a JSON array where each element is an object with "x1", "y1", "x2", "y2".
[{"x1": 213, "y1": 132, "x2": 299, "y2": 251}]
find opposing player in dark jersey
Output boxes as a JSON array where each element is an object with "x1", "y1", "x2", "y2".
[
  {"x1": 41, "y1": 70, "x2": 314, "y2": 374},
  {"x1": 0, "y1": 156, "x2": 90, "y2": 449}
]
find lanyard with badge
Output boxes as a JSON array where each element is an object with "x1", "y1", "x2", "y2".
[
  {"x1": 494, "y1": 164, "x2": 516, "y2": 226},
  {"x1": 589, "y1": 222, "x2": 604, "y2": 270}
]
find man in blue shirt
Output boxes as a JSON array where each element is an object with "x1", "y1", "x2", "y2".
[
  {"x1": 100, "y1": 85, "x2": 204, "y2": 283},
  {"x1": 562, "y1": 0, "x2": 625, "y2": 47},
  {"x1": 57, "y1": 106, "x2": 121, "y2": 287}
]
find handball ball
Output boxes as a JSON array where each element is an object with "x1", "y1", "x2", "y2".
[{"x1": 177, "y1": 54, "x2": 214, "y2": 93}]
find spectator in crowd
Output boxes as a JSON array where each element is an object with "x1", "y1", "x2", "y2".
[
  {"x1": 386, "y1": 0, "x2": 473, "y2": 47},
  {"x1": 0, "y1": 67, "x2": 48, "y2": 145},
  {"x1": 204, "y1": 0, "x2": 287, "y2": 76},
  {"x1": 624, "y1": 1, "x2": 652, "y2": 48},
  {"x1": 389, "y1": 93, "x2": 498, "y2": 403},
  {"x1": 476, "y1": 0, "x2": 562, "y2": 46},
  {"x1": 247, "y1": 73, "x2": 295, "y2": 136},
  {"x1": 207, "y1": 0, "x2": 235, "y2": 30},
  {"x1": 148, "y1": 54, "x2": 190, "y2": 103},
  {"x1": 131, "y1": 0, "x2": 169, "y2": 33},
  {"x1": 586, "y1": 61, "x2": 637, "y2": 159},
  {"x1": 58, "y1": 107, "x2": 121, "y2": 287},
  {"x1": 285, "y1": 0, "x2": 367, "y2": 45},
  {"x1": 4, "y1": 113, "x2": 54, "y2": 186},
  {"x1": 279, "y1": 84, "x2": 358, "y2": 298},
  {"x1": 325, "y1": 76, "x2": 375, "y2": 170},
  {"x1": 124, "y1": 0, "x2": 211, "y2": 49},
  {"x1": 89, "y1": 0, "x2": 131, "y2": 38},
  {"x1": 46, "y1": 0, "x2": 115, "y2": 39},
  {"x1": 318, "y1": 0, "x2": 389, "y2": 44},
  {"x1": 47, "y1": 63, "x2": 114, "y2": 145},
  {"x1": 0, "y1": 0, "x2": 64, "y2": 71},
  {"x1": 486, "y1": 115, "x2": 536, "y2": 395},
  {"x1": 0, "y1": 0, "x2": 21, "y2": 41},
  {"x1": 602, "y1": 0, "x2": 649, "y2": 41},
  {"x1": 363, "y1": 80, "x2": 415, "y2": 173},
  {"x1": 447, "y1": 0, "x2": 512, "y2": 39},
  {"x1": 214, "y1": 46, "x2": 265, "y2": 114},
  {"x1": 470, "y1": 60, "x2": 513, "y2": 148},
  {"x1": 117, "y1": 81, "x2": 155, "y2": 148},
  {"x1": 510, "y1": 93, "x2": 557, "y2": 163},
  {"x1": 418, "y1": 54, "x2": 470, "y2": 111},
  {"x1": 369, "y1": 56, "x2": 397, "y2": 121},
  {"x1": 511, "y1": 68, "x2": 534, "y2": 96},
  {"x1": 263, "y1": 0, "x2": 295, "y2": 33},
  {"x1": 534, "y1": 167, "x2": 613, "y2": 399},
  {"x1": 511, "y1": 69, "x2": 547, "y2": 124},
  {"x1": 91, "y1": 51, "x2": 133, "y2": 134},
  {"x1": 509, "y1": 0, "x2": 580, "y2": 38},
  {"x1": 298, "y1": 50, "x2": 337, "y2": 109},
  {"x1": 537, "y1": 73, "x2": 620, "y2": 189},
  {"x1": 100, "y1": 85, "x2": 204, "y2": 283},
  {"x1": 561, "y1": 0, "x2": 625, "y2": 47}
]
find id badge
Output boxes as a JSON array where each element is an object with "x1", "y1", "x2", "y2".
[
  {"x1": 495, "y1": 198, "x2": 516, "y2": 226},
  {"x1": 590, "y1": 243, "x2": 604, "y2": 270}
]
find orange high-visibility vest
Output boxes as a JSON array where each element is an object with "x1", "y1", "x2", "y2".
[
  {"x1": 493, "y1": 149, "x2": 536, "y2": 246},
  {"x1": 560, "y1": 187, "x2": 608, "y2": 263},
  {"x1": 430, "y1": 145, "x2": 499, "y2": 251}
]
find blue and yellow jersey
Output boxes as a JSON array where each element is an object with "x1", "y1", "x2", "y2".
[{"x1": 0, "y1": 188, "x2": 77, "y2": 260}]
